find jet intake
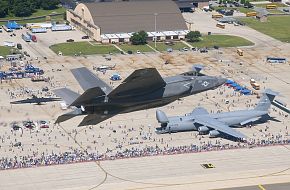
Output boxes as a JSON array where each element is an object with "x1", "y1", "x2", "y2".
[
  {"x1": 209, "y1": 130, "x2": 220, "y2": 138},
  {"x1": 198, "y1": 126, "x2": 209, "y2": 133}
]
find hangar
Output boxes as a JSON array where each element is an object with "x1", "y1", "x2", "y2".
[{"x1": 66, "y1": 0, "x2": 188, "y2": 43}]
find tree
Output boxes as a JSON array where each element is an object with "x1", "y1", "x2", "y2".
[
  {"x1": 0, "y1": 1, "x2": 9, "y2": 18},
  {"x1": 186, "y1": 31, "x2": 201, "y2": 42},
  {"x1": 240, "y1": 0, "x2": 245, "y2": 4},
  {"x1": 41, "y1": 0, "x2": 60, "y2": 10},
  {"x1": 13, "y1": 1, "x2": 33, "y2": 17},
  {"x1": 130, "y1": 30, "x2": 148, "y2": 45}
]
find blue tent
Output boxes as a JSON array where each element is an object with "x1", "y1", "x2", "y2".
[
  {"x1": 241, "y1": 89, "x2": 251, "y2": 95},
  {"x1": 234, "y1": 85, "x2": 242, "y2": 91},
  {"x1": 225, "y1": 79, "x2": 234, "y2": 84},
  {"x1": 6, "y1": 21, "x2": 21, "y2": 29},
  {"x1": 230, "y1": 83, "x2": 238, "y2": 87}
]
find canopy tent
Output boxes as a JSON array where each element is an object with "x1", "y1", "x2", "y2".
[{"x1": 6, "y1": 21, "x2": 21, "y2": 29}]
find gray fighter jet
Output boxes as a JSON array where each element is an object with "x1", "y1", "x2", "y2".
[
  {"x1": 155, "y1": 89, "x2": 279, "y2": 141},
  {"x1": 53, "y1": 67, "x2": 226, "y2": 126}
]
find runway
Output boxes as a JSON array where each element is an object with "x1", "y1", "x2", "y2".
[
  {"x1": 1, "y1": 145, "x2": 290, "y2": 190},
  {"x1": 221, "y1": 182, "x2": 290, "y2": 190}
]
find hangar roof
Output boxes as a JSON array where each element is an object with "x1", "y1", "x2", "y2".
[{"x1": 84, "y1": 0, "x2": 187, "y2": 34}]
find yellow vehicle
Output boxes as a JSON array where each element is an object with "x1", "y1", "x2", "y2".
[
  {"x1": 251, "y1": 82, "x2": 260, "y2": 90},
  {"x1": 216, "y1": 23, "x2": 225, "y2": 29},
  {"x1": 246, "y1": 12, "x2": 257, "y2": 17},
  {"x1": 266, "y1": 4, "x2": 277, "y2": 9},
  {"x1": 212, "y1": 13, "x2": 223, "y2": 19},
  {"x1": 237, "y1": 49, "x2": 243, "y2": 56}
]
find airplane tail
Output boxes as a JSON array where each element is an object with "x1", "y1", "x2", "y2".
[
  {"x1": 156, "y1": 110, "x2": 169, "y2": 123},
  {"x1": 254, "y1": 89, "x2": 279, "y2": 111},
  {"x1": 70, "y1": 87, "x2": 106, "y2": 107}
]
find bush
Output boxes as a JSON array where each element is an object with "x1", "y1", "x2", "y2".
[
  {"x1": 186, "y1": 31, "x2": 202, "y2": 42},
  {"x1": 130, "y1": 30, "x2": 148, "y2": 45}
]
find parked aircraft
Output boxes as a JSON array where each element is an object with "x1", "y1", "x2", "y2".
[
  {"x1": 10, "y1": 95, "x2": 61, "y2": 105},
  {"x1": 53, "y1": 67, "x2": 226, "y2": 126},
  {"x1": 93, "y1": 64, "x2": 116, "y2": 73},
  {"x1": 155, "y1": 89, "x2": 279, "y2": 141}
]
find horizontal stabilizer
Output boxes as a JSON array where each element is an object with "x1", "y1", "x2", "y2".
[
  {"x1": 108, "y1": 68, "x2": 166, "y2": 98},
  {"x1": 78, "y1": 114, "x2": 113, "y2": 127},
  {"x1": 55, "y1": 108, "x2": 83, "y2": 124},
  {"x1": 53, "y1": 88, "x2": 80, "y2": 105},
  {"x1": 70, "y1": 87, "x2": 105, "y2": 107},
  {"x1": 71, "y1": 67, "x2": 112, "y2": 94},
  {"x1": 191, "y1": 107, "x2": 208, "y2": 115}
]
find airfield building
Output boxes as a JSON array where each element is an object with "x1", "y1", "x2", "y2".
[{"x1": 66, "y1": 0, "x2": 188, "y2": 43}]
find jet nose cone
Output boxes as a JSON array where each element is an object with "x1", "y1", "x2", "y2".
[{"x1": 215, "y1": 77, "x2": 227, "y2": 87}]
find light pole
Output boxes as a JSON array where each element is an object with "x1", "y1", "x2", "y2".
[{"x1": 154, "y1": 13, "x2": 158, "y2": 49}]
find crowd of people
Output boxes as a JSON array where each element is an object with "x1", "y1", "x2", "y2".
[{"x1": 0, "y1": 137, "x2": 289, "y2": 170}]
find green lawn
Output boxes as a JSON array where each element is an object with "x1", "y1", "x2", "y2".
[
  {"x1": 213, "y1": 6, "x2": 252, "y2": 14},
  {"x1": 189, "y1": 35, "x2": 254, "y2": 48},
  {"x1": 49, "y1": 42, "x2": 120, "y2": 56},
  {"x1": 239, "y1": 16, "x2": 290, "y2": 42},
  {"x1": 148, "y1": 42, "x2": 187, "y2": 51},
  {"x1": 4, "y1": 7, "x2": 66, "y2": 20},
  {"x1": 0, "y1": 46, "x2": 13, "y2": 56},
  {"x1": 268, "y1": 9, "x2": 284, "y2": 14},
  {"x1": 117, "y1": 44, "x2": 153, "y2": 53},
  {"x1": 254, "y1": 3, "x2": 288, "y2": 8}
]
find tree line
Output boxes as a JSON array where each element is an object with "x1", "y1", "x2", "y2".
[{"x1": 0, "y1": 0, "x2": 60, "y2": 18}]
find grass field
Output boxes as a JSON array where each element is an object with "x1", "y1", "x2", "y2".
[
  {"x1": 49, "y1": 42, "x2": 120, "y2": 56},
  {"x1": 213, "y1": 6, "x2": 252, "y2": 14},
  {"x1": 4, "y1": 7, "x2": 66, "y2": 20},
  {"x1": 189, "y1": 35, "x2": 254, "y2": 48},
  {"x1": 239, "y1": 16, "x2": 290, "y2": 42},
  {"x1": 0, "y1": 7, "x2": 66, "y2": 25},
  {"x1": 0, "y1": 46, "x2": 13, "y2": 56},
  {"x1": 254, "y1": 3, "x2": 288, "y2": 8},
  {"x1": 148, "y1": 42, "x2": 187, "y2": 51},
  {"x1": 117, "y1": 44, "x2": 153, "y2": 53}
]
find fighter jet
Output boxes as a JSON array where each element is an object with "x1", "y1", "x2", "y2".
[
  {"x1": 155, "y1": 89, "x2": 279, "y2": 141},
  {"x1": 53, "y1": 67, "x2": 226, "y2": 126},
  {"x1": 10, "y1": 95, "x2": 61, "y2": 105}
]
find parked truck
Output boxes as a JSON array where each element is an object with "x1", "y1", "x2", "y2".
[
  {"x1": 22, "y1": 33, "x2": 31, "y2": 42},
  {"x1": 26, "y1": 32, "x2": 37, "y2": 42}
]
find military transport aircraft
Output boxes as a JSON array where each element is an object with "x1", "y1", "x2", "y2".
[
  {"x1": 53, "y1": 67, "x2": 226, "y2": 126},
  {"x1": 10, "y1": 94, "x2": 61, "y2": 105},
  {"x1": 155, "y1": 89, "x2": 279, "y2": 140}
]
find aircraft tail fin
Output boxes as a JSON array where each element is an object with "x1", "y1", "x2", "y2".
[
  {"x1": 53, "y1": 88, "x2": 80, "y2": 106},
  {"x1": 71, "y1": 67, "x2": 112, "y2": 94},
  {"x1": 70, "y1": 87, "x2": 106, "y2": 107},
  {"x1": 254, "y1": 89, "x2": 279, "y2": 111},
  {"x1": 156, "y1": 110, "x2": 169, "y2": 123}
]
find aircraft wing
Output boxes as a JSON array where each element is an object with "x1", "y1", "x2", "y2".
[
  {"x1": 195, "y1": 116, "x2": 247, "y2": 139},
  {"x1": 108, "y1": 68, "x2": 166, "y2": 98},
  {"x1": 71, "y1": 67, "x2": 112, "y2": 94}
]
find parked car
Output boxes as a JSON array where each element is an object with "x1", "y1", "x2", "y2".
[
  {"x1": 127, "y1": 50, "x2": 133, "y2": 54},
  {"x1": 81, "y1": 35, "x2": 89, "y2": 39},
  {"x1": 17, "y1": 43, "x2": 22, "y2": 49},
  {"x1": 183, "y1": 47, "x2": 189, "y2": 51},
  {"x1": 136, "y1": 50, "x2": 141, "y2": 54},
  {"x1": 66, "y1": 39, "x2": 74, "y2": 42}
]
